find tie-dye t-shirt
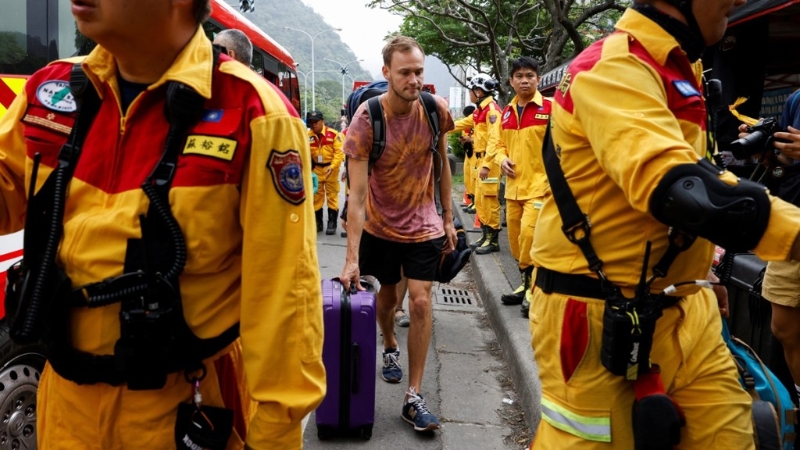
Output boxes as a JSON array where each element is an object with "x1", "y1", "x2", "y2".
[{"x1": 344, "y1": 94, "x2": 455, "y2": 243}]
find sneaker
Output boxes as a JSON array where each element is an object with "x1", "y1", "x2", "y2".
[
  {"x1": 395, "y1": 309, "x2": 410, "y2": 327},
  {"x1": 402, "y1": 387, "x2": 441, "y2": 432},
  {"x1": 382, "y1": 348, "x2": 403, "y2": 383}
]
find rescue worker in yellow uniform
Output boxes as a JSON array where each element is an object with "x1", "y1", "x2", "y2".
[
  {"x1": 0, "y1": 0, "x2": 325, "y2": 448},
  {"x1": 452, "y1": 73, "x2": 502, "y2": 254},
  {"x1": 495, "y1": 57, "x2": 551, "y2": 319},
  {"x1": 459, "y1": 105, "x2": 476, "y2": 212},
  {"x1": 528, "y1": 0, "x2": 800, "y2": 447},
  {"x1": 308, "y1": 109, "x2": 345, "y2": 235}
]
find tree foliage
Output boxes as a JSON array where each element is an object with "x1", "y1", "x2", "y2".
[{"x1": 369, "y1": 0, "x2": 628, "y2": 104}]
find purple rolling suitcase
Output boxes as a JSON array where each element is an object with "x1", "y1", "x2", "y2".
[{"x1": 316, "y1": 278, "x2": 377, "y2": 440}]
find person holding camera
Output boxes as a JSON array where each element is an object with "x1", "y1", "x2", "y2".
[
  {"x1": 527, "y1": 0, "x2": 800, "y2": 448},
  {"x1": 749, "y1": 89, "x2": 800, "y2": 404}
]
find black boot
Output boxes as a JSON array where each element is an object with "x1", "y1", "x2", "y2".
[
  {"x1": 502, "y1": 266, "x2": 532, "y2": 305},
  {"x1": 315, "y1": 209, "x2": 323, "y2": 233},
  {"x1": 462, "y1": 194, "x2": 475, "y2": 212},
  {"x1": 475, "y1": 228, "x2": 500, "y2": 255},
  {"x1": 521, "y1": 296, "x2": 531, "y2": 318},
  {"x1": 326, "y1": 209, "x2": 338, "y2": 235},
  {"x1": 469, "y1": 224, "x2": 488, "y2": 250}
]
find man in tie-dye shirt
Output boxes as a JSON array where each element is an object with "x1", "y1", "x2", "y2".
[{"x1": 339, "y1": 35, "x2": 456, "y2": 434}]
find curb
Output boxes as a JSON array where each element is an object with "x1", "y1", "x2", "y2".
[{"x1": 452, "y1": 193, "x2": 542, "y2": 437}]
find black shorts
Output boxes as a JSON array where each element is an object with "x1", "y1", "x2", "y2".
[{"x1": 359, "y1": 231, "x2": 446, "y2": 285}]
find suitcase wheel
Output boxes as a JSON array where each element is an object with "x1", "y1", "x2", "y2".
[
  {"x1": 358, "y1": 424, "x2": 373, "y2": 440},
  {"x1": 317, "y1": 425, "x2": 335, "y2": 441}
]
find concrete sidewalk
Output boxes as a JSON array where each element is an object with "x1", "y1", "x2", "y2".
[{"x1": 451, "y1": 185, "x2": 542, "y2": 439}]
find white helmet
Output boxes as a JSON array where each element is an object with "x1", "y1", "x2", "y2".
[{"x1": 467, "y1": 73, "x2": 498, "y2": 92}]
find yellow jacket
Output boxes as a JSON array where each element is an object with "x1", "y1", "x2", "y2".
[
  {"x1": 496, "y1": 91, "x2": 552, "y2": 200},
  {"x1": 453, "y1": 95, "x2": 502, "y2": 170},
  {"x1": 309, "y1": 125, "x2": 344, "y2": 172},
  {"x1": 532, "y1": 9, "x2": 800, "y2": 297},
  {"x1": 0, "y1": 27, "x2": 324, "y2": 448}
]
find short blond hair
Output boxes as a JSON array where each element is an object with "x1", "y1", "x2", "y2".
[{"x1": 382, "y1": 35, "x2": 425, "y2": 67}]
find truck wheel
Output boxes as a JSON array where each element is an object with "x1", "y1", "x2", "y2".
[{"x1": 0, "y1": 322, "x2": 45, "y2": 450}]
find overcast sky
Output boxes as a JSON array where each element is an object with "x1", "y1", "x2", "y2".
[{"x1": 299, "y1": 0, "x2": 403, "y2": 78}]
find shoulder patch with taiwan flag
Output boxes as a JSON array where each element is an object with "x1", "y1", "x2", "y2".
[
  {"x1": 267, "y1": 149, "x2": 305, "y2": 205},
  {"x1": 673, "y1": 80, "x2": 701, "y2": 98}
]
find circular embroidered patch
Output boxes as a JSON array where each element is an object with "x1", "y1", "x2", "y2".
[
  {"x1": 36, "y1": 80, "x2": 77, "y2": 112},
  {"x1": 267, "y1": 150, "x2": 305, "y2": 205}
]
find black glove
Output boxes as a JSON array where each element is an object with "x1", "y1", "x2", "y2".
[
  {"x1": 632, "y1": 394, "x2": 684, "y2": 449},
  {"x1": 631, "y1": 365, "x2": 685, "y2": 450}
]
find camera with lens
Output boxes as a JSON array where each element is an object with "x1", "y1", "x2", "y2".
[{"x1": 729, "y1": 116, "x2": 781, "y2": 160}]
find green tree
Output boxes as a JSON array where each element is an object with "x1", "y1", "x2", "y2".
[
  {"x1": 369, "y1": 0, "x2": 629, "y2": 104},
  {"x1": 314, "y1": 79, "x2": 347, "y2": 128},
  {"x1": 541, "y1": 0, "x2": 626, "y2": 69},
  {"x1": 373, "y1": 0, "x2": 545, "y2": 103}
]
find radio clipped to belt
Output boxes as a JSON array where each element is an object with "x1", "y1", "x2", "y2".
[{"x1": 541, "y1": 122, "x2": 696, "y2": 449}]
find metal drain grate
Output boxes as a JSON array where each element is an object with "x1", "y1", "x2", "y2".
[{"x1": 434, "y1": 287, "x2": 477, "y2": 308}]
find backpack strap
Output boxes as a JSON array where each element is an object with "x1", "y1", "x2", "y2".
[
  {"x1": 420, "y1": 92, "x2": 443, "y2": 214},
  {"x1": 366, "y1": 96, "x2": 385, "y2": 176},
  {"x1": 419, "y1": 92, "x2": 440, "y2": 152}
]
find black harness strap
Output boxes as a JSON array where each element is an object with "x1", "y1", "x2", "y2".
[
  {"x1": 540, "y1": 120, "x2": 693, "y2": 296},
  {"x1": 541, "y1": 123, "x2": 607, "y2": 279},
  {"x1": 8, "y1": 63, "x2": 103, "y2": 345},
  {"x1": 44, "y1": 47, "x2": 241, "y2": 387}
]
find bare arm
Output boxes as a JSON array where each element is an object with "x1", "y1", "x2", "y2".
[{"x1": 340, "y1": 157, "x2": 368, "y2": 291}]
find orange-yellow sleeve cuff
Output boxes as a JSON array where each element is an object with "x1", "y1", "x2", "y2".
[{"x1": 753, "y1": 196, "x2": 800, "y2": 261}]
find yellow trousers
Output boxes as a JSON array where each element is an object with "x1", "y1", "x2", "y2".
[
  {"x1": 313, "y1": 167, "x2": 340, "y2": 211},
  {"x1": 505, "y1": 196, "x2": 543, "y2": 269},
  {"x1": 38, "y1": 344, "x2": 248, "y2": 450},
  {"x1": 529, "y1": 285, "x2": 754, "y2": 449},
  {"x1": 464, "y1": 154, "x2": 476, "y2": 197},
  {"x1": 477, "y1": 163, "x2": 502, "y2": 229}
]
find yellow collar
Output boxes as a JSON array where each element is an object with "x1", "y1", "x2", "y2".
[
  {"x1": 477, "y1": 95, "x2": 495, "y2": 110},
  {"x1": 510, "y1": 90, "x2": 543, "y2": 108},
  {"x1": 82, "y1": 27, "x2": 214, "y2": 100},
  {"x1": 615, "y1": 8, "x2": 683, "y2": 66}
]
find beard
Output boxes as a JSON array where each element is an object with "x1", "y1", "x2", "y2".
[{"x1": 391, "y1": 82, "x2": 420, "y2": 102}]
